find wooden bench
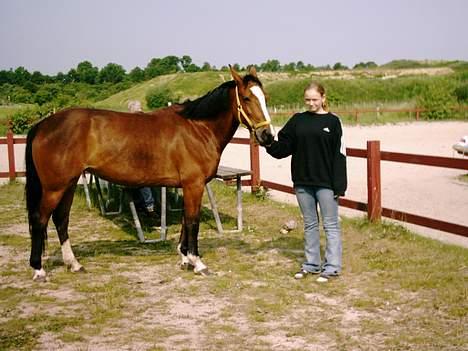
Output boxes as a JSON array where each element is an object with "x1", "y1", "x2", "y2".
[{"x1": 81, "y1": 165, "x2": 252, "y2": 242}]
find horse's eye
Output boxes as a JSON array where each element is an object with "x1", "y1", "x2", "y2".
[{"x1": 243, "y1": 96, "x2": 250, "y2": 102}]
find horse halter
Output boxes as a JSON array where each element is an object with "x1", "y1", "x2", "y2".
[{"x1": 235, "y1": 86, "x2": 271, "y2": 132}]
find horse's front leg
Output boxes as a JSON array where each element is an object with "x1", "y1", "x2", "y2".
[
  {"x1": 177, "y1": 216, "x2": 193, "y2": 270},
  {"x1": 181, "y1": 183, "x2": 211, "y2": 276}
]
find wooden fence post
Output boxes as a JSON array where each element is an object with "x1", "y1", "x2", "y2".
[
  {"x1": 250, "y1": 139, "x2": 260, "y2": 192},
  {"x1": 367, "y1": 140, "x2": 381, "y2": 221},
  {"x1": 415, "y1": 108, "x2": 420, "y2": 121},
  {"x1": 6, "y1": 130, "x2": 16, "y2": 181}
]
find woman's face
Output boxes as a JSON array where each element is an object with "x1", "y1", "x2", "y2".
[{"x1": 304, "y1": 88, "x2": 325, "y2": 113}]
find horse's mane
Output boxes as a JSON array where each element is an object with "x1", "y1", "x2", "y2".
[{"x1": 180, "y1": 74, "x2": 262, "y2": 120}]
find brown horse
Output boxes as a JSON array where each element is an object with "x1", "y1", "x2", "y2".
[{"x1": 25, "y1": 66, "x2": 274, "y2": 281}]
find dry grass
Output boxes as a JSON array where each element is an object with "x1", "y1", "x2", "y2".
[{"x1": 0, "y1": 181, "x2": 466, "y2": 350}]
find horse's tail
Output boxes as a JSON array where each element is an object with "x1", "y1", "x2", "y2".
[{"x1": 25, "y1": 123, "x2": 46, "y2": 252}]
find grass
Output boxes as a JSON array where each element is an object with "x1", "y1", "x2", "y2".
[
  {"x1": 0, "y1": 181, "x2": 467, "y2": 350},
  {"x1": 457, "y1": 173, "x2": 468, "y2": 183}
]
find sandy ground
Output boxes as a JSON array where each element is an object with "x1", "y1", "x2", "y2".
[
  {"x1": 1, "y1": 121, "x2": 467, "y2": 247},
  {"x1": 220, "y1": 121, "x2": 468, "y2": 247}
]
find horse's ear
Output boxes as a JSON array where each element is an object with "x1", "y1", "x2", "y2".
[
  {"x1": 248, "y1": 65, "x2": 258, "y2": 77},
  {"x1": 229, "y1": 65, "x2": 243, "y2": 86}
]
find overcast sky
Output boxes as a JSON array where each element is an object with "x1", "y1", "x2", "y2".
[{"x1": 1, "y1": 0, "x2": 467, "y2": 74}]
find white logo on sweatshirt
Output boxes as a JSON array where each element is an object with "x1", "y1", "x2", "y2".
[{"x1": 323, "y1": 127, "x2": 330, "y2": 133}]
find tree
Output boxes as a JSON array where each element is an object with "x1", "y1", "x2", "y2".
[
  {"x1": 201, "y1": 62, "x2": 212, "y2": 71},
  {"x1": 185, "y1": 64, "x2": 200, "y2": 73},
  {"x1": 13, "y1": 66, "x2": 31, "y2": 85},
  {"x1": 332, "y1": 62, "x2": 348, "y2": 70},
  {"x1": 283, "y1": 62, "x2": 297, "y2": 72},
  {"x1": 145, "y1": 55, "x2": 180, "y2": 78},
  {"x1": 353, "y1": 61, "x2": 378, "y2": 69},
  {"x1": 75, "y1": 61, "x2": 99, "y2": 84},
  {"x1": 296, "y1": 61, "x2": 306, "y2": 71},
  {"x1": 180, "y1": 55, "x2": 193, "y2": 71},
  {"x1": 0, "y1": 69, "x2": 15, "y2": 85},
  {"x1": 260, "y1": 59, "x2": 281, "y2": 72},
  {"x1": 128, "y1": 67, "x2": 145, "y2": 82},
  {"x1": 31, "y1": 71, "x2": 46, "y2": 85},
  {"x1": 98, "y1": 63, "x2": 126, "y2": 83}
]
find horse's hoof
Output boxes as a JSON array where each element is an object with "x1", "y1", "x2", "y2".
[
  {"x1": 180, "y1": 262, "x2": 195, "y2": 271},
  {"x1": 33, "y1": 274, "x2": 47, "y2": 282},
  {"x1": 195, "y1": 268, "x2": 213, "y2": 276},
  {"x1": 32, "y1": 269, "x2": 47, "y2": 282},
  {"x1": 69, "y1": 266, "x2": 86, "y2": 273}
]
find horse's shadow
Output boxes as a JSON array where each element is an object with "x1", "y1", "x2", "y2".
[
  {"x1": 75, "y1": 185, "x2": 239, "y2": 241},
  {"x1": 46, "y1": 234, "x2": 304, "y2": 273},
  {"x1": 50, "y1": 186, "x2": 305, "y2": 273}
]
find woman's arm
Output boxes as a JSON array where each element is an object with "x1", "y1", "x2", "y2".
[{"x1": 265, "y1": 115, "x2": 297, "y2": 159}]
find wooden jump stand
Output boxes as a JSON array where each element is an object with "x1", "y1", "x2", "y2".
[{"x1": 81, "y1": 165, "x2": 252, "y2": 243}]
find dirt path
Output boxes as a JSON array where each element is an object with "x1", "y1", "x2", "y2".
[{"x1": 220, "y1": 121, "x2": 468, "y2": 247}]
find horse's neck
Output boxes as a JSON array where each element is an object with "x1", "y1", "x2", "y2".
[{"x1": 210, "y1": 110, "x2": 240, "y2": 152}]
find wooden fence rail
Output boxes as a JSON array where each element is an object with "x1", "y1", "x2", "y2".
[
  {"x1": 2, "y1": 131, "x2": 468, "y2": 237},
  {"x1": 0, "y1": 130, "x2": 26, "y2": 179}
]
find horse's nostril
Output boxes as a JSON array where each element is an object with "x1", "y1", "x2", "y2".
[{"x1": 259, "y1": 129, "x2": 274, "y2": 146}]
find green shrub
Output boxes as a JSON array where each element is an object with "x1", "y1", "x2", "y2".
[
  {"x1": 454, "y1": 83, "x2": 468, "y2": 102},
  {"x1": 145, "y1": 87, "x2": 173, "y2": 109},
  {"x1": 9, "y1": 105, "x2": 53, "y2": 134},
  {"x1": 416, "y1": 82, "x2": 458, "y2": 120}
]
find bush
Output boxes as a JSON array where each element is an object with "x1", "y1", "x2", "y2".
[
  {"x1": 9, "y1": 105, "x2": 53, "y2": 134},
  {"x1": 416, "y1": 82, "x2": 458, "y2": 120},
  {"x1": 454, "y1": 83, "x2": 468, "y2": 102},
  {"x1": 146, "y1": 87, "x2": 173, "y2": 109}
]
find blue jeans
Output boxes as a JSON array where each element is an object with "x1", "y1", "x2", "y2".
[
  {"x1": 295, "y1": 186, "x2": 342, "y2": 275},
  {"x1": 138, "y1": 187, "x2": 154, "y2": 210}
]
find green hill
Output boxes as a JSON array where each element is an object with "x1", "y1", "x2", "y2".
[
  {"x1": 95, "y1": 71, "x2": 232, "y2": 111},
  {"x1": 94, "y1": 64, "x2": 467, "y2": 124}
]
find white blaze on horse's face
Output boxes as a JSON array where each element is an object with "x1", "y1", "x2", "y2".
[{"x1": 250, "y1": 86, "x2": 276, "y2": 137}]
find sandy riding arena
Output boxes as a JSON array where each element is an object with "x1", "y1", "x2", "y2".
[{"x1": 221, "y1": 121, "x2": 468, "y2": 247}]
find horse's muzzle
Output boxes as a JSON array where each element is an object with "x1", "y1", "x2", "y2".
[{"x1": 255, "y1": 127, "x2": 275, "y2": 146}]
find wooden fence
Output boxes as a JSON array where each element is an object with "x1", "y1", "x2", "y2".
[
  {"x1": 230, "y1": 137, "x2": 468, "y2": 237},
  {"x1": 0, "y1": 131, "x2": 26, "y2": 179},
  {"x1": 2, "y1": 131, "x2": 468, "y2": 237}
]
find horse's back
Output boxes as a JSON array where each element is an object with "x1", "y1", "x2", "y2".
[{"x1": 31, "y1": 107, "x2": 220, "y2": 187}]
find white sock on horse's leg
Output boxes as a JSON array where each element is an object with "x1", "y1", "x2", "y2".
[
  {"x1": 61, "y1": 239, "x2": 83, "y2": 272},
  {"x1": 187, "y1": 253, "x2": 207, "y2": 273}
]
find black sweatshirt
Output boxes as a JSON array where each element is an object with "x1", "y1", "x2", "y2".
[{"x1": 266, "y1": 111, "x2": 347, "y2": 196}]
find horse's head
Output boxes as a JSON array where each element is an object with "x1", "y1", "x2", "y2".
[{"x1": 230, "y1": 66, "x2": 275, "y2": 146}]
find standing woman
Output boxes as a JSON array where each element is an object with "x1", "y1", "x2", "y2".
[{"x1": 265, "y1": 82, "x2": 347, "y2": 282}]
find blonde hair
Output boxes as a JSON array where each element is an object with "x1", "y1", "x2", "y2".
[{"x1": 304, "y1": 81, "x2": 328, "y2": 111}]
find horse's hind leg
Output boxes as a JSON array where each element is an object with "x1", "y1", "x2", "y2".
[
  {"x1": 177, "y1": 216, "x2": 194, "y2": 270},
  {"x1": 182, "y1": 183, "x2": 211, "y2": 275},
  {"x1": 52, "y1": 183, "x2": 84, "y2": 273},
  {"x1": 30, "y1": 189, "x2": 66, "y2": 281}
]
